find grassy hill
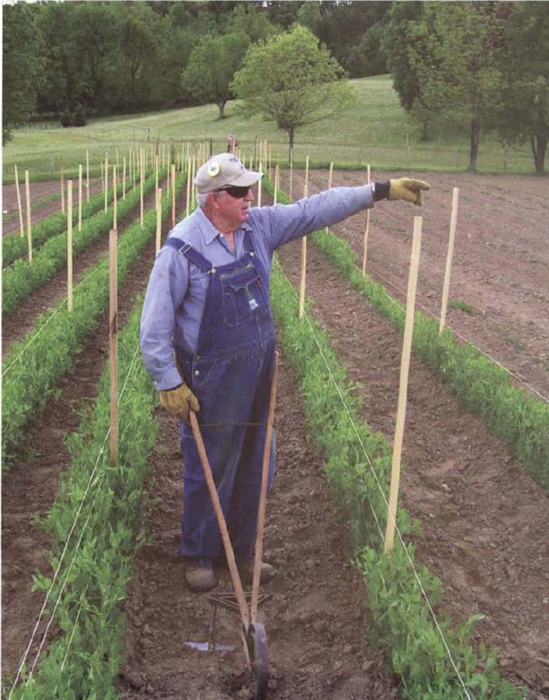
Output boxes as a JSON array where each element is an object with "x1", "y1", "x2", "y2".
[{"x1": 2, "y1": 75, "x2": 536, "y2": 182}]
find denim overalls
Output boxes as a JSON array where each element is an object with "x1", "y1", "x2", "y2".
[{"x1": 165, "y1": 231, "x2": 276, "y2": 562}]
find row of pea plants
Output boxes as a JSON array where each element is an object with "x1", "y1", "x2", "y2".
[
  {"x1": 8, "y1": 298, "x2": 158, "y2": 699},
  {"x1": 2, "y1": 170, "x2": 160, "y2": 318},
  {"x1": 3, "y1": 191, "x2": 61, "y2": 228},
  {"x1": 4, "y1": 178, "x2": 104, "y2": 268},
  {"x1": 270, "y1": 256, "x2": 524, "y2": 699},
  {"x1": 2, "y1": 172, "x2": 186, "y2": 468},
  {"x1": 264, "y1": 178, "x2": 549, "y2": 491}
]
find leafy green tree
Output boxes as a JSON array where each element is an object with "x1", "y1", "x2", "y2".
[
  {"x1": 232, "y1": 25, "x2": 355, "y2": 158},
  {"x1": 226, "y1": 3, "x2": 278, "y2": 44},
  {"x1": 36, "y1": 1, "x2": 118, "y2": 117},
  {"x1": 311, "y1": 1, "x2": 390, "y2": 77},
  {"x1": 381, "y1": 2, "x2": 424, "y2": 113},
  {"x1": 182, "y1": 32, "x2": 249, "y2": 118},
  {"x1": 264, "y1": 1, "x2": 303, "y2": 31},
  {"x1": 347, "y1": 23, "x2": 388, "y2": 78},
  {"x1": 495, "y1": 2, "x2": 549, "y2": 173},
  {"x1": 3, "y1": 1, "x2": 45, "y2": 143},
  {"x1": 110, "y1": 2, "x2": 161, "y2": 110},
  {"x1": 297, "y1": 1, "x2": 322, "y2": 36},
  {"x1": 406, "y1": 2, "x2": 509, "y2": 171}
]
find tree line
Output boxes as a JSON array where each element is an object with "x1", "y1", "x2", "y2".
[{"x1": 3, "y1": 1, "x2": 548, "y2": 173}]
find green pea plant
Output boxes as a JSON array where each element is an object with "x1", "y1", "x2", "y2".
[
  {"x1": 2, "y1": 171, "x2": 159, "y2": 317},
  {"x1": 270, "y1": 253, "x2": 525, "y2": 698},
  {"x1": 9, "y1": 299, "x2": 157, "y2": 699},
  {"x1": 4, "y1": 179, "x2": 110, "y2": 268},
  {"x1": 2, "y1": 171, "x2": 186, "y2": 468},
  {"x1": 264, "y1": 177, "x2": 549, "y2": 491}
]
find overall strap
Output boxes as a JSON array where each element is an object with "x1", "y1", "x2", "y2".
[
  {"x1": 164, "y1": 237, "x2": 213, "y2": 273},
  {"x1": 242, "y1": 229, "x2": 256, "y2": 254}
]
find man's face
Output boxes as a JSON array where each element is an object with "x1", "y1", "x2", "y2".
[{"x1": 214, "y1": 186, "x2": 255, "y2": 229}]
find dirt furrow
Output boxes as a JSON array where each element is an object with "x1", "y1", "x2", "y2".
[
  {"x1": 118, "y1": 351, "x2": 401, "y2": 700},
  {"x1": 275, "y1": 232, "x2": 549, "y2": 697},
  {"x1": 280, "y1": 169, "x2": 549, "y2": 401},
  {"x1": 2, "y1": 178, "x2": 104, "y2": 236},
  {"x1": 1, "y1": 184, "x2": 187, "y2": 683},
  {"x1": 3, "y1": 181, "x2": 164, "y2": 352}
]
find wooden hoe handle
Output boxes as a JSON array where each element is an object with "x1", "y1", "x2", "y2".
[{"x1": 189, "y1": 411, "x2": 250, "y2": 630}]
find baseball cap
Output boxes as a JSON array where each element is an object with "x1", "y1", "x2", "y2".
[{"x1": 194, "y1": 153, "x2": 262, "y2": 194}]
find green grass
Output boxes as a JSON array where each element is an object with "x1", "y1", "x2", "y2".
[
  {"x1": 3, "y1": 75, "x2": 538, "y2": 181},
  {"x1": 449, "y1": 299, "x2": 476, "y2": 315}
]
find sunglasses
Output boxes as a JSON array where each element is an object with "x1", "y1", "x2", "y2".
[{"x1": 215, "y1": 185, "x2": 252, "y2": 199}]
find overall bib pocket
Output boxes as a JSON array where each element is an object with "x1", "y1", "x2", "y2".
[{"x1": 220, "y1": 263, "x2": 268, "y2": 328}]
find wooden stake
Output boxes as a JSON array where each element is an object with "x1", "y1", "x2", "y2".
[
  {"x1": 186, "y1": 156, "x2": 191, "y2": 217},
  {"x1": 298, "y1": 157, "x2": 309, "y2": 318},
  {"x1": 257, "y1": 163, "x2": 262, "y2": 208},
  {"x1": 327, "y1": 161, "x2": 334, "y2": 190},
  {"x1": 109, "y1": 228, "x2": 118, "y2": 464},
  {"x1": 156, "y1": 187, "x2": 162, "y2": 254},
  {"x1": 362, "y1": 164, "x2": 371, "y2": 277},
  {"x1": 14, "y1": 165, "x2": 25, "y2": 238},
  {"x1": 251, "y1": 352, "x2": 279, "y2": 623},
  {"x1": 289, "y1": 148, "x2": 293, "y2": 200},
  {"x1": 140, "y1": 149, "x2": 144, "y2": 228},
  {"x1": 112, "y1": 166, "x2": 117, "y2": 230},
  {"x1": 385, "y1": 216, "x2": 423, "y2": 553},
  {"x1": 122, "y1": 157, "x2": 127, "y2": 200},
  {"x1": 78, "y1": 164, "x2": 83, "y2": 231},
  {"x1": 439, "y1": 188, "x2": 460, "y2": 334},
  {"x1": 67, "y1": 180, "x2": 73, "y2": 312},
  {"x1": 25, "y1": 170, "x2": 32, "y2": 262},
  {"x1": 104, "y1": 155, "x2": 109, "y2": 212},
  {"x1": 86, "y1": 150, "x2": 90, "y2": 202},
  {"x1": 171, "y1": 163, "x2": 176, "y2": 227},
  {"x1": 60, "y1": 158, "x2": 65, "y2": 214},
  {"x1": 274, "y1": 163, "x2": 279, "y2": 205}
]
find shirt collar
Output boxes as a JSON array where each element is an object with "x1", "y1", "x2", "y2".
[{"x1": 193, "y1": 206, "x2": 252, "y2": 245}]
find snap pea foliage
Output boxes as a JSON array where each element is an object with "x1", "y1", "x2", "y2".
[{"x1": 267, "y1": 176, "x2": 528, "y2": 698}]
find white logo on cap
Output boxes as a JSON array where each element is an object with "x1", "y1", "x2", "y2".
[{"x1": 207, "y1": 161, "x2": 221, "y2": 178}]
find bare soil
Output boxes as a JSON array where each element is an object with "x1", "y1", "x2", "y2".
[
  {"x1": 2, "y1": 170, "x2": 548, "y2": 699},
  {"x1": 2, "y1": 178, "x2": 103, "y2": 236}
]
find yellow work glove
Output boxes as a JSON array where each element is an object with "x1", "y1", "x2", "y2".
[
  {"x1": 159, "y1": 383, "x2": 200, "y2": 422},
  {"x1": 389, "y1": 178, "x2": 431, "y2": 206}
]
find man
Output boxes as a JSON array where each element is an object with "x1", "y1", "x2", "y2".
[
  {"x1": 140, "y1": 153, "x2": 429, "y2": 592},
  {"x1": 227, "y1": 133, "x2": 239, "y2": 153}
]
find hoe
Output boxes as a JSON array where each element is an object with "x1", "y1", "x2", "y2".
[{"x1": 185, "y1": 354, "x2": 279, "y2": 700}]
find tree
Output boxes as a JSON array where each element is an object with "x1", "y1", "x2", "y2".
[
  {"x1": 182, "y1": 32, "x2": 249, "y2": 119},
  {"x1": 381, "y1": 2, "x2": 424, "y2": 113},
  {"x1": 36, "y1": 1, "x2": 118, "y2": 117},
  {"x1": 3, "y1": 2, "x2": 45, "y2": 143},
  {"x1": 347, "y1": 23, "x2": 388, "y2": 78},
  {"x1": 226, "y1": 3, "x2": 278, "y2": 44},
  {"x1": 232, "y1": 25, "x2": 355, "y2": 158},
  {"x1": 496, "y1": 2, "x2": 549, "y2": 174},
  {"x1": 110, "y1": 2, "x2": 161, "y2": 110}
]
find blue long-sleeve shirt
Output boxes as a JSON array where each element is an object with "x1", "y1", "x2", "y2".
[{"x1": 140, "y1": 185, "x2": 374, "y2": 390}]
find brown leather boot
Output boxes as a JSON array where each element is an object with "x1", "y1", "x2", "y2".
[
  {"x1": 185, "y1": 559, "x2": 217, "y2": 592},
  {"x1": 239, "y1": 561, "x2": 276, "y2": 585}
]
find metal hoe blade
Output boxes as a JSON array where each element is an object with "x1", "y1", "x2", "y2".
[{"x1": 184, "y1": 641, "x2": 234, "y2": 652}]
